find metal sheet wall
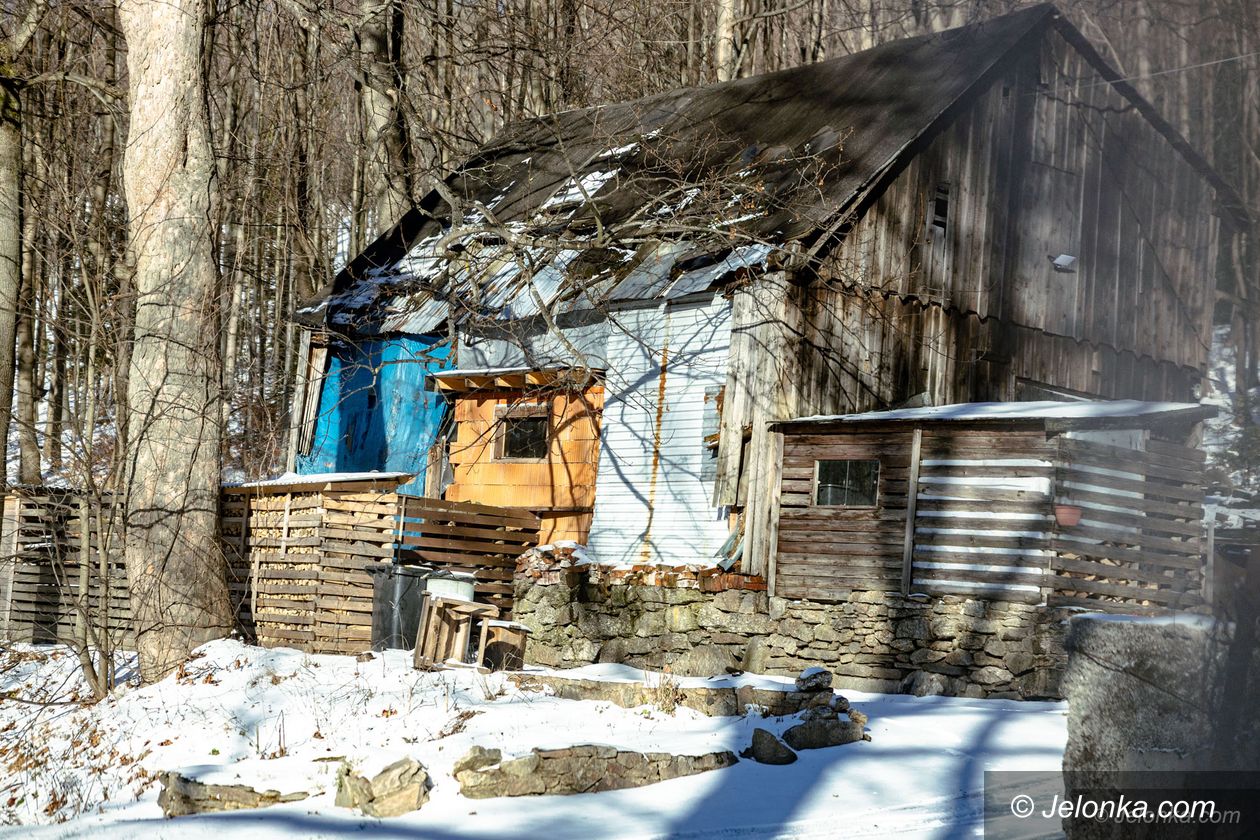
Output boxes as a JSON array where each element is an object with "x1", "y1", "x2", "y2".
[{"x1": 586, "y1": 295, "x2": 732, "y2": 565}]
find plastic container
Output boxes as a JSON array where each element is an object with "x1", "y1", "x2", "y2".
[
  {"x1": 423, "y1": 570, "x2": 476, "y2": 601},
  {"x1": 367, "y1": 564, "x2": 430, "y2": 651}
]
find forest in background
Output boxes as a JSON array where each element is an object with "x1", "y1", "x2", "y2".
[{"x1": 1, "y1": 0, "x2": 1258, "y2": 495}]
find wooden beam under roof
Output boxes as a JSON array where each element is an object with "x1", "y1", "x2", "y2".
[{"x1": 428, "y1": 366, "x2": 604, "y2": 394}]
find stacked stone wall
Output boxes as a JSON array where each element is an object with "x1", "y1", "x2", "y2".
[{"x1": 514, "y1": 564, "x2": 1071, "y2": 698}]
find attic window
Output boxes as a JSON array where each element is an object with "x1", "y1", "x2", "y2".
[{"x1": 930, "y1": 183, "x2": 950, "y2": 233}]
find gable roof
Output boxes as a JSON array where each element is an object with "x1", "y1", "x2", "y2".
[{"x1": 302, "y1": 4, "x2": 1240, "y2": 336}]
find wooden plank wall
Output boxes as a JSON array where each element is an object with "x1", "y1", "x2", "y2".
[
  {"x1": 444, "y1": 385, "x2": 601, "y2": 544},
  {"x1": 909, "y1": 429, "x2": 1057, "y2": 604},
  {"x1": 1050, "y1": 437, "x2": 1205, "y2": 612},
  {"x1": 774, "y1": 430, "x2": 914, "y2": 598},
  {"x1": 818, "y1": 32, "x2": 1217, "y2": 373},
  {"x1": 772, "y1": 426, "x2": 1208, "y2": 612}
]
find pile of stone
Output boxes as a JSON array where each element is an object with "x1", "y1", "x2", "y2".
[
  {"x1": 158, "y1": 773, "x2": 310, "y2": 817},
  {"x1": 453, "y1": 744, "x2": 738, "y2": 798},
  {"x1": 335, "y1": 758, "x2": 431, "y2": 817},
  {"x1": 516, "y1": 543, "x2": 722, "y2": 590},
  {"x1": 742, "y1": 668, "x2": 870, "y2": 765},
  {"x1": 516, "y1": 543, "x2": 590, "y2": 585}
]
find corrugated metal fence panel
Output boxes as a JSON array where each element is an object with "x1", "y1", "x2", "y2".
[
  {"x1": 296, "y1": 335, "x2": 451, "y2": 495},
  {"x1": 587, "y1": 295, "x2": 732, "y2": 565}
]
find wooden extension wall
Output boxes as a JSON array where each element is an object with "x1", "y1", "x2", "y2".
[
  {"x1": 773, "y1": 425, "x2": 1207, "y2": 613},
  {"x1": 909, "y1": 428, "x2": 1057, "y2": 604},
  {"x1": 775, "y1": 431, "x2": 914, "y2": 598},
  {"x1": 445, "y1": 385, "x2": 601, "y2": 544}
]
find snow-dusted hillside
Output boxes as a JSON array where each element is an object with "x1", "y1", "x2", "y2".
[{"x1": 0, "y1": 639, "x2": 1067, "y2": 839}]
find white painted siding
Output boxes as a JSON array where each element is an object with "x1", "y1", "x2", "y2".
[{"x1": 587, "y1": 295, "x2": 732, "y2": 565}]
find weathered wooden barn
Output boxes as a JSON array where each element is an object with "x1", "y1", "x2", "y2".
[{"x1": 293, "y1": 4, "x2": 1242, "y2": 586}]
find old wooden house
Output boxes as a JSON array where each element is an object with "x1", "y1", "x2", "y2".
[{"x1": 293, "y1": 4, "x2": 1241, "y2": 594}]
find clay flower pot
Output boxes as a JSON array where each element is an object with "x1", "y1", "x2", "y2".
[{"x1": 1054, "y1": 504, "x2": 1083, "y2": 527}]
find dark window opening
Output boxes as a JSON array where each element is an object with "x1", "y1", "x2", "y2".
[
  {"x1": 930, "y1": 183, "x2": 950, "y2": 233},
  {"x1": 815, "y1": 459, "x2": 879, "y2": 507},
  {"x1": 366, "y1": 387, "x2": 377, "y2": 410},
  {"x1": 501, "y1": 416, "x2": 549, "y2": 460}
]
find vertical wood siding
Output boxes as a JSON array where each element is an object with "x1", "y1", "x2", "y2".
[{"x1": 820, "y1": 28, "x2": 1218, "y2": 373}]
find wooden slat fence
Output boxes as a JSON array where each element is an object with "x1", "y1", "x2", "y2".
[
  {"x1": 5, "y1": 484, "x2": 537, "y2": 655},
  {"x1": 1048, "y1": 437, "x2": 1204, "y2": 611},
  {"x1": 905, "y1": 434, "x2": 1205, "y2": 610},
  {"x1": 225, "y1": 488, "x2": 540, "y2": 655},
  {"x1": 0, "y1": 488, "x2": 132, "y2": 647},
  {"x1": 396, "y1": 495, "x2": 541, "y2": 614}
]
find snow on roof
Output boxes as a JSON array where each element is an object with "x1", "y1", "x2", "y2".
[
  {"x1": 781, "y1": 400, "x2": 1214, "y2": 427},
  {"x1": 229, "y1": 471, "x2": 413, "y2": 489},
  {"x1": 432, "y1": 365, "x2": 605, "y2": 379}
]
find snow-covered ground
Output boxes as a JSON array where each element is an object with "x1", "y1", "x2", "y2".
[{"x1": 0, "y1": 639, "x2": 1067, "y2": 839}]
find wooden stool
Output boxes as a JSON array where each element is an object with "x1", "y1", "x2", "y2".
[
  {"x1": 482, "y1": 620, "x2": 532, "y2": 671},
  {"x1": 413, "y1": 594, "x2": 500, "y2": 670}
]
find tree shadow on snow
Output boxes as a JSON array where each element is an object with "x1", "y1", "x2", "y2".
[{"x1": 88, "y1": 690, "x2": 1062, "y2": 840}]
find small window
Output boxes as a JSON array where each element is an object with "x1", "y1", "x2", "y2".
[
  {"x1": 814, "y1": 460, "x2": 879, "y2": 507},
  {"x1": 930, "y1": 183, "x2": 950, "y2": 233},
  {"x1": 495, "y1": 403, "x2": 551, "y2": 460},
  {"x1": 502, "y1": 416, "x2": 548, "y2": 459}
]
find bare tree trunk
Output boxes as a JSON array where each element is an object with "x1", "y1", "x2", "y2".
[
  {"x1": 714, "y1": 0, "x2": 737, "y2": 81},
  {"x1": 14, "y1": 240, "x2": 39, "y2": 483},
  {"x1": 118, "y1": 0, "x2": 233, "y2": 682},
  {"x1": 358, "y1": 0, "x2": 413, "y2": 234},
  {"x1": 0, "y1": 106, "x2": 19, "y2": 492}
]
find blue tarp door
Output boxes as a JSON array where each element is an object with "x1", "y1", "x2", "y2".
[{"x1": 296, "y1": 335, "x2": 452, "y2": 495}]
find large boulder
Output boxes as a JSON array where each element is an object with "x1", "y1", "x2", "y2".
[
  {"x1": 336, "y1": 758, "x2": 430, "y2": 817},
  {"x1": 741, "y1": 729, "x2": 798, "y2": 765},
  {"x1": 782, "y1": 718, "x2": 866, "y2": 751},
  {"x1": 158, "y1": 772, "x2": 309, "y2": 817}
]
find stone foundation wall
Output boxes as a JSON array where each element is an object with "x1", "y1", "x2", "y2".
[{"x1": 514, "y1": 568, "x2": 1071, "y2": 699}]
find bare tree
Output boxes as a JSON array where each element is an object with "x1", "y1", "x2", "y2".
[
  {"x1": 117, "y1": 0, "x2": 233, "y2": 681},
  {"x1": 0, "y1": 1, "x2": 48, "y2": 501}
]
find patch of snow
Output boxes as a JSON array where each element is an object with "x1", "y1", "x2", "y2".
[
  {"x1": 228, "y1": 470, "x2": 411, "y2": 489},
  {"x1": 540, "y1": 170, "x2": 619, "y2": 210},
  {"x1": 1072, "y1": 612, "x2": 1218, "y2": 631},
  {"x1": 2, "y1": 640, "x2": 1068, "y2": 839}
]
